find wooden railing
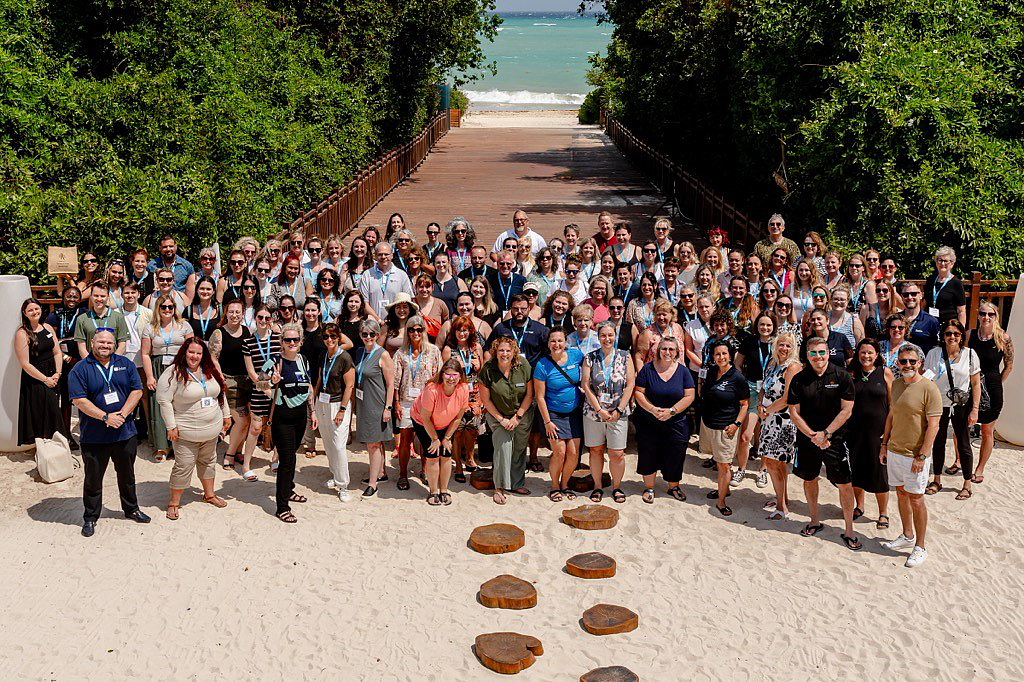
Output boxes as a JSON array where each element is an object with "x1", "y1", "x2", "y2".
[
  {"x1": 288, "y1": 112, "x2": 451, "y2": 239},
  {"x1": 903, "y1": 273, "x2": 1018, "y2": 331},
  {"x1": 604, "y1": 117, "x2": 765, "y2": 248}
]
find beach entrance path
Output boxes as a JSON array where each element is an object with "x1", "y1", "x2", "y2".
[{"x1": 361, "y1": 120, "x2": 683, "y2": 247}]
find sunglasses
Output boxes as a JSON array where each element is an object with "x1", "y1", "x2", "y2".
[
  {"x1": 609, "y1": 305, "x2": 624, "y2": 310},
  {"x1": 454, "y1": 229, "x2": 467, "y2": 234},
  {"x1": 565, "y1": 269, "x2": 580, "y2": 275},
  {"x1": 772, "y1": 255, "x2": 787, "y2": 260},
  {"x1": 849, "y1": 263, "x2": 865, "y2": 268},
  {"x1": 979, "y1": 311, "x2": 996, "y2": 318},
  {"x1": 409, "y1": 327, "x2": 425, "y2": 333},
  {"x1": 308, "y1": 247, "x2": 322, "y2": 254},
  {"x1": 812, "y1": 294, "x2": 827, "y2": 299},
  {"x1": 427, "y1": 231, "x2": 439, "y2": 237},
  {"x1": 524, "y1": 290, "x2": 538, "y2": 296},
  {"x1": 866, "y1": 257, "x2": 879, "y2": 262},
  {"x1": 83, "y1": 258, "x2": 98, "y2": 264},
  {"x1": 269, "y1": 249, "x2": 281, "y2": 254},
  {"x1": 360, "y1": 332, "x2": 378, "y2": 338},
  {"x1": 257, "y1": 268, "x2": 270, "y2": 274},
  {"x1": 280, "y1": 305, "x2": 295, "y2": 311},
  {"x1": 159, "y1": 304, "x2": 175, "y2": 311},
  {"x1": 944, "y1": 331, "x2": 962, "y2": 337},
  {"x1": 408, "y1": 257, "x2": 421, "y2": 262},
  {"x1": 776, "y1": 303, "x2": 791, "y2": 309},
  {"x1": 680, "y1": 293, "x2": 695, "y2": 299},
  {"x1": 769, "y1": 222, "x2": 783, "y2": 227},
  {"x1": 157, "y1": 277, "x2": 173, "y2": 283},
  {"x1": 889, "y1": 325, "x2": 906, "y2": 330},
  {"x1": 539, "y1": 255, "x2": 552, "y2": 261},
  {"x1": 642, "y1": 249, "x2": 657, "y2": 254},
  {"x1": 242, "y1": 285, "x2": 256, "y2": 290},
  {"x1": 655, "y1": 226, "x2": 669, "y2": 231},
  {"x1": 290, "y1": 240, "x2": 303, "y2": 246},
  {"x1": 803, "y1": 242, "x2": 816, "y2": 247},
  {"x1": 897, "y1": 358, "x2": 918, "y2": 366},
  {"x1": 283, "y1": 337, "x2": 301, "y2": 343},
  {"x1": 881, "y1": 263, "x2": 896, "y2": 270},
  {"x1": 230, "y1": 260, "x2": 245, "y2": 266},
  {"x1": 256, "y1": 315, "x2": 272, "y2": 321},
  {"x1": 807, "y1": 350, "x2": 828, "y2": 358},
  {"x1": 200, "y1": 256, "x2": 215, "y2": 261},
  {"x1": 397, "y1": 238, "x2": 411, "y2": 244},
  {"x1": 903, "y1": 291, "x2": 921, "y2": 297},
  {"x1": 323, "y1": 333, "x2": 339, "y2": 340},
  {"x1": 877, "y1": 288, "x2": 890, "y2": 294},
  {"x1": 320, "y1": 277, "x2": 335, "y2": 283}
]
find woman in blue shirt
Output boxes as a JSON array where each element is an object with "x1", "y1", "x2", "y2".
[{"x1": 533, "y1": 328, "x2": 584, "y2": 501}]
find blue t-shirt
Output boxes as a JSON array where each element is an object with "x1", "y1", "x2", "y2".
[
  {"x1": 67, "y1": 354, "x2": 143, "y2": 445},
  {"x1": 533, "y1": 348, "x2": 584, "y2": 414}
]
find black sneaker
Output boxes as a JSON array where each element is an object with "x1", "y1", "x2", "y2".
[
  {"x1": 361, "y1": 486, "x2": 378, "y2": 498},
  {"x1": 361, "y1": 474, "x2": 389, "y2": 484},
  {"x1": 700, "y1": 458, "x2": 715, "y2": 469}
]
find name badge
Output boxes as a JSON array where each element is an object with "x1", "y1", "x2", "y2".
[
  {"x1": 599, "y1": 392, "x2": 612, "y2": 406},
  {"x1": 200, "y1": 396, "x2": 216, "y2": 409},
  {"x1": 162, "y1": 354, "x2": 174, "y2": 365},
  {"x1": 519, "y1": 352, "x2": 527, "y2": 361},
  {"x1": 698, "y1": 368, "x2": 708, "y2": 379},
  {"x1": 514, "y1": 382, "x2": 525, "y2": 387},
  {"x1": 355, "y1": 388, "x2": 364, "y2": 401},
  {"x1": 318, "y1": 392, "x2": 333, "y2": 404},
  {"x1": 379, "y1": 299, "x2": 390, "y2": 313},
  {"x1": 261, "y1": 359, "x2": 275, "y2": 373},
  {"x1": 928, "y1": 307, "x2": 940, "y2": 318},
  {"x1": 408, "y1": 386, "x2": 421, "y2": 399},
  {"x1": 103, "y1": 391, "x2": 119, "y2": 405},
  {"x1": 755, "y1": 381, "x2": 763, "y2": 394},
  {"x1": 923, "y1": 369, "x2": 936, "y2": 381}
]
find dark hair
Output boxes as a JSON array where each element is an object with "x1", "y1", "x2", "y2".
[
  {"x1": 853, "y1": 338, "x2": 883, "y2": 377},
  {"x1": 276, "y1": 255, "x2": 302, "y2": 285},
  {"x1": 638, "y1": 271, "x2": 659, "y2": 295},
  {"x1": 20, "y1": 298, "x2": 44, "y2": 352},
  {"x1": 218, "y1": 299, "x2": 245, "y2": 327},
  {"x1": 342, "y1": 289, "x2": 368, "y2": 321},
  {"x1": 171, "y1": 337, "x2": 227, "y2": 407},
  {"x1": 159, "y1": 234, "x2": 176, "y2": 245},
  {"x1": 316, "y1": 267, "x2": 341, "y2": 298},
  {"x1": 941, "y1": 319, "x2": 968, "y2": 350},
  {"x1": 195, "y1": 275, "x2": 217, "y2": 295},
  {"x1": 709, "y1": 308, "x2": 737, "y2": 337},
  {"x1": 708, "y1": 339, "x2": 736, "y2": 363},
  {"x1": 385, "y1": 212, "x2": 406, "y2": 240},
  {"x1": 433, "y1": 358, "x2": 468, "y2": 385},
  {"x1": 508, "y1": 293, "x2": 529, "y2": 308},
  {"x1": 346, "y1": 237, "x2": 373, "y2": 276}
]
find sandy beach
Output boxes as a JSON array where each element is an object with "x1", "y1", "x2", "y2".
[
  {"x1": 1, "y1": 430, "x2": 1022, "y2": 680},
  {"x1": 461, "y1": 109, "x2": 587, "y2": 128}
]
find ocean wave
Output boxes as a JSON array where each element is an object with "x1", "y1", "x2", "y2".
[
  {"x1": 533, "y1": 22, "x2": 557, "y2": 26},
  {"x1": 463, "y1": 89, "x2": 586, "y2": 105}
]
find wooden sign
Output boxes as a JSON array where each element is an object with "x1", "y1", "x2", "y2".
[
  {"x1": 580, "y1": 666, "x2": 639, "y2": 682},
  {"x1": 566, "y1": 552, "x2": 616, "y2": 579},
  {"x1": 469, "y1": 523, "x2": 525, "y2": 554},
  {"x1": 470, "y1": 467, "x2": 495, "y2": 490},
  {"x1": 47, "y1": 246, "x2": 79, "y2": 275},
  {"x1": 475, "y1": 632, "x2": 543, "y2": 674},
  {"x1": 562, "y1": 504, "x2": 619, "y2": 530},
  {"x1": 581, "y1": 604, "x2": 639, "y2": 635},
  {"x1": 478, "y1": 574, "x2": 537, "y2": 609}
]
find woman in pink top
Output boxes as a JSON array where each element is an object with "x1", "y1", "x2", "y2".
[{"x1": 411, "y1": 358, "x2": 470, "y2": 506}]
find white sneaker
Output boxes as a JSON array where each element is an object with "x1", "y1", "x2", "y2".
[
  {"x1": 904, "y1": 546, "x2": 928, "y2": 568},
  {"x1": 756, "y1": 469, "x2": 769, "y2": 488},
  {"x1": 730, "y1": 469, "x2": 744, "y2": 487},
  {"x1": 326, "y1": 479, "x2": 338, "y2": 490},
  {"x1": 881, "y1": 534, "x2": 916, "y2": 551},
  {"x1": 338, "y1": 490, "x2": 351, "y2": 503}
]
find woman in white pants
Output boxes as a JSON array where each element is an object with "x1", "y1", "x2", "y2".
[{"x1": 312, "y1": 323, "x2": 356, "y2": 501}]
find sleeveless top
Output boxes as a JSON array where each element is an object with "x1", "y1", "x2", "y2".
[
  {"x1": 831, "y1": 312, "x2": 856, "y2": 347},
  {"x1": 218, "y1": 326, "x2": 251, "y2": 376},
  {"x1": 433, "y1": 277, "x2": 461, "y2": 316},
  {"x1": 644, "y1": 323, "x2": 682, "y2": 363},
  {"x1": 969, "y1": 330, "x2": 1004, "y2": 376},
  {"x1": 25, "y1": 328, "x2": 57, "y2": 378}
]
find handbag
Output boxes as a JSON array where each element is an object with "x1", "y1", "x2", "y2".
[
  {"x1": 35, "y1": 431, "x2": 77, "y2": 483},
  {"x1": 942, "y1": 349, "x2": 970, "y2": 407}
]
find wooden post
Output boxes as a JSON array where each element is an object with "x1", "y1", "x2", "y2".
[{"x1": 968, "y1": 271, "x2": 983, "y2": 330}]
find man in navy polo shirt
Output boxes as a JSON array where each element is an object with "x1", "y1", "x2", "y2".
[
  {"x1": 68, "y1": 330, "x2": 149, "y2": 537},
  {"x1": 487, "y1": 252, "x2": 526, "y2": 314},
  {"x1": 900, "y1": 281, "x2": 940, "y2": 354},
  {"x1": 488, "y1": 295, "x2": 549, "y2": 367}
]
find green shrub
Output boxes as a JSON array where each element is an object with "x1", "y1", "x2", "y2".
[{"x1": 578, "y1": 88, "x2": 602, "y2": 124}]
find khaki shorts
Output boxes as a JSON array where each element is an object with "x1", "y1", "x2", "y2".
[{"x1": 700, "y1": 422, "x2": 738, "y2": 463}]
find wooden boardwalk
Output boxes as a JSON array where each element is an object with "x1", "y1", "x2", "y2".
[{"x1": 361, "y1": 125, "x2": 695, "y2": 248}]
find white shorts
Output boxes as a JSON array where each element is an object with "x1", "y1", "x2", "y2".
[
  {"x1": 583, "y1": 415, "x2": 629, "y2": 451},
  {"x1": 886, "y1": 451, "x2": 931, "y2": 495}
]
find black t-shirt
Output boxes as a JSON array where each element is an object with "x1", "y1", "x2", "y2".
[
  {"x1": 800, "y1": 331, "x2": 851, "y2": 368},
  {"x1": 488, "y1": 319, "x2": 549, "y2": 368},
  {"x1": 701, "y1": 366, "x2": 748, "y2": 429},
  {"x1": 738, "y1": 336, "x2": 772, "y2": 382},
  {"x1": 614, "y1": 321, "x2": 634, "y2": 352},
  {"x1": 923, "y1": 273, "x2": 966, "y2": 325},
  {"x1": 458, "y1": 264, "x2": 496, "y2": 284},
  {"x1": 787, "y1": 363, "x2": 856, "y2": 437},
  {"x1": 301, "y1": 325, "x2": 327, "y2": 374}
]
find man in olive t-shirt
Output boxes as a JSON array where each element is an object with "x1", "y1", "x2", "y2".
[
  {"x1": 73, "y1": 282, "x2": 129, "y2": 357},
  {"x1": 880, "y1": 343, "x2": 941, "y2": 568}
]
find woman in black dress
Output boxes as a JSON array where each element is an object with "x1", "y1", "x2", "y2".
[
  {"x1": 969, "y1": 302, "x2": 1014, "y2": 484},
  {"x1": 16, "y1": 298, "x2": 65, "y2": 445},
  {"x1": 849, "y1": 338, "x2": 893, "y2": 529}
]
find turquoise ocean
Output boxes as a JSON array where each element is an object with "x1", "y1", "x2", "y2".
[{"x1": 461, "y1": 13, "x2": 610, "y2": 111}]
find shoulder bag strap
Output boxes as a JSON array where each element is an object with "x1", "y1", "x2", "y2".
[{"x1": 551, "y1": 358, "x2": 581, "y2": 389}]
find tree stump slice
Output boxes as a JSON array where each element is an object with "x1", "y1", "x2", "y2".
[
  {"x1": 479, "y1": 574, "x2": 537, "y2": 609},
  {"x1": 581, "y1": 604, "x2": 639, "y2": 635},
  {"x1": 565, "y1": 552, "x2": 616, "y2": 579},
  {"x1": 470, "y1": 467, "x2": 495, "y2": 490},
  {"x1": 469, "y1": 523, "x2": 525, "y2": 554},
  {"x1": 474, "y1": 632, "x2": 544, "y2": 674},
  {"x1": 580, "y1": 665, "x2": 639, "y2": 682},
  {"x1": 562, "y1": 504, "x2": 619, "y2": 530},
  {"x1": 568, "y1": 472, "x2": 612, "y2": 493}
]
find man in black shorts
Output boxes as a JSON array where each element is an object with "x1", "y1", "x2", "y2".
[{"x1": 788, "y1": 337, "x2": 861, "y2": 550}]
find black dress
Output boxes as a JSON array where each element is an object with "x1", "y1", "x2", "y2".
[
  {"x1": 849, "y1": 366, "x2": 889, "y2": 493},
  {"x1": 969, "y1": 329, "x2": 1004, "y2": 424},
  {"x1": 18, "y1": 328, "x2": 66, "y2": 445}
]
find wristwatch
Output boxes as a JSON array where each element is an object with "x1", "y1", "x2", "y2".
[
  {"x1": 338, "y1": 406, "x2": 347, "y2": 412},
  {"x1": 669, "y1": 407, "x2": 677, "y2": 415},
  {"x1": 102, "y1": 414, "x2": 109, "y2": 423},
  {"x1": 823, "y1": 430, "x2": 832, "y2": 440},
  {"x1": 732, "y1": 420, "x2": 741, "y2": 427},
  {"x1": 914, "y1": 452, "x2": 928, "y2": 461}
]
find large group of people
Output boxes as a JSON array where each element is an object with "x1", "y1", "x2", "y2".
[{"x1": 14, "y1": 211, "x2": 1015, "y2": 566}]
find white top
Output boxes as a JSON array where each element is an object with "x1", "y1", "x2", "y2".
[
  {"x1": 490, "y1": 228, "x2": 547, "y2": 256},
  {"x1": 557, "y1": 280, "x2": 589, "y2": 306},
  {"x1": 121, "y1": 306, "x2": 153, "y2": 368},
  {"x1": 685, "y1": 318, "x2": 711, "y2": 371},
  {"x1": 924, "y1": 346, "x2": 981, "y2": 409}
]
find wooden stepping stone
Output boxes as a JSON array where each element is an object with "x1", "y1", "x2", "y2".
[
  {"x1": 562, "y1": 504, "x2": 619, "y2": 530},
  {"x1": 580, "y1": 666, "x2": 639, "y2": 682},
  {"x1": 470, "y1": 467, "x2": 495, "y2": 490},
  {"x1": 474, "y1": 632, "x2": 543, "y2": 674},
  {"x1": 478, "y1": 574, "x2": 537, "y2": 609},
  {"x1": 568, "y1": 472, "x2": 612, "y2": 493},
  {"x1": 565, "y1": 552, "x2": 616, "y2": 579},
  {"x1": 581, "y1": 604, "x2": 639, "y2": 635},
  {"x1": 469, "y1": 523, "x2": 525, "y2": 554}
]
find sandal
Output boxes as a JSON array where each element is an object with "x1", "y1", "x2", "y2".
[
  {"x1": 465, "y1": 465, "x2": 479, "y2": 472},
  {"x1": 397, "y1": 477, "x2": 410, "y2": 491},
  {"x1": 852, "y1": 506, "x2": 864, "y2": 521},
  {"x1": 510, "y1": 487, "x2": 530, "y2": 496},
  {"x1": 528, "y1": 459, "x2": 544, "y2": 472},
  {"x1": 925, "y1": 481, "x2": 941, "y2": 495},
  {"x1": 944, "y1": 464, "x2": 961, "y2": 475},
  {"x1": 956, "y1": 487, "x2": 973, "y2": 500},
  {"x1": 166, "y1": 504, "x2": 179, "y2": 521},
  {"x1": 876, "y1": 515, "x2": 890, "y2": 529},
  {"x1": 801, "y1": 523, "x2": 824, "y2": 537},
  {"x1": 841, "y1": 533, "x2": 863, "y2": 551},
  {"x1": 700, "y1": 457, "x2": 715, "y2": 469},
  {"x1": 642, "y1": 488, "x2": 655, "y2": 504},
  {"x1": 589, "y1": 488, "x2": 604, "y2": 502},
  {"x1": 971, "y1": 473, "x2": 984, "y2": 484},
  {"x1": 453, "y1": 472, "x2": 467, "y2": 484},
  {"x1": 766, "y1": 510, "x2": 787, "y2": 520},
  {"x1": 288, "y1": 493, "x2": 307, "y2": 503},
  {"x1": 154, "y1": 450, "x2": 167, "y2": 463},
  {"x1": 493, "y1": 490, "x2": 506, "y2": 505},
  {"x1": 667, "y1": 486, "x2": 686, "y2": 502},
  {"x1": 277, "y1": 511, "x2": 297, "y2": 523},
  {"x1": 222, "y1": 455, "x2": 236, "y2": 470},
  {"x1": 548, "y1": 489, "x2": 563, "y2": 502},
  {"x1": 427, "y1": 493, "x2": 442, "y2": 506},
  {"x1": 763, "y1": 498, "x2": 777, "y2": 511},
  {"x1": 242, "y1": 470, "x2": 258, "y2": 482},
  {"x1": 612, "y1": 488, "x2": 626, "y2": 503},
  {"x1": 562, "y1": 488, "x2": 576, "y2": 501},
  {"x1": 203, "y1": 495, "x2": 227, "y2": 508},
  {"x1": 440, "y1": 492, "x2": 452, "y2": 506},
  {"x1": 717, "y1": 505, "x2": 733, "y2": 516}
]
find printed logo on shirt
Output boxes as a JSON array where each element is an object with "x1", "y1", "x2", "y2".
[{"x1": 825, "y1": 383, "x2": 839, "y2": 389}]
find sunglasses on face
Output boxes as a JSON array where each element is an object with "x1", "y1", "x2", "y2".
[
  {"x1": 257, "y1": 268, "x2": 270, "y2": 274},
  {"x1": 539, "y1": 255, "x2": 552, "y2": 261},
  {"x1": 897, "y1": 358, "x2": 918, "y2": 366},
  {"x1": 280, "y1": 305, "x2": 295, "y2": 311},
  {"x1": 283, "y1": 337, "x2": 300, "y2": 343},
  {"x1": 944, "y1": 331, "x2": 962, "y2": 337},
  {"x1": 881, "y1": 263, "x2": 896, "y2": 270},
  {"x1": 866, "y1": 257, "x2": 879, "y2": 262},
  {"x1": 812, "y1": 294, "x2": 827, "y2": 299},
  {"x1": 454, "y1": 229, "x2": 467, "y2": 234},
  {"x1": 979, "y1": 311, "x2": 996, "y2": 318},
  {"x1": 680, "y1": 293, "x2": 694, "y2": 299},
  {"x1": 889, "y1": 325, "x2": 905, "y2": 330},
  {"x1": 360, "y1": 332, "x2": 378, "y2": 338},
  {"x1": 230, "y1": 260, "x2": 245, "y2": 266},
  {"x1": 83, "y1": 258, "x2": 98, "y2": 264},
  {"x1": 642, "y1": 249, "x2": 657, "y2": 254},
  {"x1": 776, "y1": 303, "x2": 791, "y2": 309},
  {"x1": 849, "y1": 263, "x2": 864, "y2": 268},
  {"x1": 808, "y1": 350, "x2": 828, "y2": 358},
  {"x1": 243, "y1": 285, "x2": 256, "y2": 290},
  {"x1": 655, "y1": 226, "x2": 669, "y2": 231},
  {"x1": 903, "y1": 291, "x2": 920, "y2": 297},
  {"x1": 323, "y1": 334, "x2": 338, "y2": 340},
  {"x1": 609, "y1": 305, "x2": 624, "y2": 310},
  {"x1": 565, "y1": 269, "x2": 579, "y2": 276},
  {"x1": 158, "y1": 277, "x2": 173, "y2": 283},
  {"x1": 200, "y1": 256, "x2": 215, "y2": 261},
  {"x1": 256, "y1": 315, "x2": 272, "y2": 321},
  {"x1": 269, "y1": 249, "x2": 281, "y2": 254},
  {"x1": 772, "y1": 255, "x2": 786, "y2": 260},
  {"x1": 159, "y1": 304, "x2": 175, "y2": 311},
  {"x1": 320, "y1": 277, "x2": 335, "y2": 284},
  {"x1": 525, "y1": 291, "x2": 538, "y2": 297},
  {"x1": 427, "y1": 231, "x2": 439, "y2": 237},
  {"x1": 803, "y1": 242, "x2": 816, "y2": 247},
  {"x1": 408, "y1": 327, "x2": 425, "y2": 334},
  {"x1": 397, "y1": 238, "x2": 411, "y2": 243},
  {"x1": 290, "y1": 241, "x2": 303, "y2": 246},
  {"x1": 877, "y1": 288, "x2": 889, "y2": 295},
  {"x1": 308, "y1": 247, "x2": 322, "y2": 254}
]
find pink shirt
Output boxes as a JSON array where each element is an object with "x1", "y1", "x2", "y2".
[{"x1": 411, "y1": 381, "x2": 470, "y2": 429}]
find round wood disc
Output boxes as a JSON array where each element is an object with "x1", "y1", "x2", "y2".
[
  {"x1": 479, "y1": 574, "x2": 537, "y2": 609},
  {"x1": 566, "y1": 552, "x2": 616, "y2": 579},
  {"x1": 580, "y1": 665, "x2": 639, "y2": 682},
  {"x1": 581, "y1": 604, "x2": 639, "y2": 635},
  {"x1": 475, "y1": 632, "x2": 544, "y2": 674},
  {"x1": 568, "y1": 472, "x2": 612, "y2": 493},
  {"x1": 469, "y1": 523, "x2": 525, "y2": 554},
  {"x1": 562, "y1": 504, "x2": 619, "y2": 530},
  {"x1": 470, "y1": 467, "x2": 495, "y2": 490}
]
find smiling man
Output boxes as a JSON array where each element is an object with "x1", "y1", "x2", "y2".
[{"x1": 753, "y1": 213, "x2": 800, "y2": 266}]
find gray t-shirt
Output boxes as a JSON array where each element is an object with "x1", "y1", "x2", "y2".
[{"x1": 357, "y1": 265, "x2": 413, "y2": 317}]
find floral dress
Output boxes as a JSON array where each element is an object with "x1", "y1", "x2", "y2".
[
  {"x1": 583, "y1": 348, "x2": 632, "y2": 421},
  {"x1": 757, "y1": 362, "x2": 796, "y2": 463},
  {"x1": 393, "y1": 344, "x2": 442, "y2": 429},
  {"x1": 451, "y1": 344, "x2": 485, "y2": 432}
]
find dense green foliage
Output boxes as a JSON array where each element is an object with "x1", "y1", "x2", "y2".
[
  {"x1": 578, "y1": 87, "x2": 601, "y2": 124},
  {"x1": 586, "y1": 0, "x2": 1024, "y2": 277},
  {"x1": 0, "y1": 0, "x2": 498, "y2": 281}
]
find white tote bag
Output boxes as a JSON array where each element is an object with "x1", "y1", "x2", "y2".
[{"x1": 35, "y1": 431, "x2": 76, "y2": 483}]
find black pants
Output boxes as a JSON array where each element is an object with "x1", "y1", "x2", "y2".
[
  {"x1": 932, "y1": 406, "x2": 973, "y2": 479},
  {"x1": 82, "y1": 437, "x2": 140, "y2": 522},
  {"x1": 271, "y1": 404, "x2": 306, "y2": 515}
]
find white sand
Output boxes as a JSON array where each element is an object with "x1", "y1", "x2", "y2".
[
  {"x1": 1, "y1": 433, "x2": 1022, "y2": 679},
  {"x1": 461, "y1": 110, "x2": 589, "y2": 128}
]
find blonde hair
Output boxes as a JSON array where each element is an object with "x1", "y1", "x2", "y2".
[
  {"x1": 489, "y1": 336, "x2": 523, "y2": 371},
  {"x1": 771, "y1": 331, "x2": 800, "y2": 369},
  {"x1": 699, "y1": 246, "x2": 725, "y2": 274},
  {"x1": 794, "y1": 259, "x2": 823, "y2": 290},
  {"x1": 578, "y1": 237, "x2": 599, "y2": 263},
  {"x1": 516, "y1": 236, "x2": 535, "y2": 267},
  {"x1": 978, "y1": 301, "x2": 1009, "y2": 353},
  {"x1": 654, "y1": 217, "x2": 672, "y2": 233},
  {"x1": 572, "y1": 303, "x2": 595, "y2": 322},
  {"x1": 150, "y1": 294, "x2": 184, "y2": 331}
]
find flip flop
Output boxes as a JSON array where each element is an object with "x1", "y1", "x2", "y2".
[
  {"x1": 876, "y1": 515, "x2": 890, "y2": 529},
  {"x1": 956, "y1": 488, "x2": 973, "y2": 500},
  {"x1": 548, "y1": 489, "x2": 563, "y2": 502},
  {"x1": 852, "y1": 506, "x2": 864, "y2": 521},
  {"x1": 766, "y1": 510, "x2": 787, "y2": 520},
  {"x1": 642, "y1": 488, "x2": 655, "y2": 504},
  {"x1": 717, "y1": 505, "x2": 733, "y2": 516},
  {"x1": 801, "y1": 523, "x2": 824, "y2": 537},
  {"x1": 396, "y1": 478, "x2": 410, "y2": 491},
  {"x1": 427, "y1": 493, "x2": 441, "y2": 506},
  {"x1": 841, "y1": 533, "x2": 863, "y2": 551},
  {"x1": 971, "y1": 474, "x2": 984, "y2": 484},
  {"x1": 667, "y1": 486, "x2": 686, "y2": 502},
  {"x1": 453, "y1": 472, "x2": 467, "y2": 483},
  {"x1": 528, "y1": 460, "x2": 544, "y2": 472},
  {"x1": 944, "y1": 464, "x2": 961, "y2": 475}
]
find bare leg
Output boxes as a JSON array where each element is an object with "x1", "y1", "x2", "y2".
[
  {"x1": 242, "y1": 415, "x2": 263, "y2": 472},
  {"x1": 909, "y1": 493, "x2": 928, "y2": 548},
  {"x1": 767, "y1": 459, "x2": 789, "y2": 514},
  {"x1": 462, "y1": 430, "x2": 479, "y2": 467},
  {"x1": 853, "y1": 486, "x2": 865, "y2": 511},
  {"x1": 560, "y1": 439, "x2": 580, "y2": 490},
  {"x1": 716, "y1": 461, "x2": 730, "y2": 508},
  {"x1": 226, "y1": 409, "x2": 249, "y2": 463},
  {"x1": 397, "y1": 429, "x2": 413, "y2": 479},
  {"x1": 589, "y1": 446, "x2": 606, "y2": 489},
  {"x1": 735, "y1": 412, "x2": 755, "y2": 472},
  {"x1": 838, "y1": 483, "x2": 856, "y2": 536},
  {"x1": 548, "y1": 439, "x2": 566, "y2": 492},
  {"x1": 438, "y1": 456, "x2": 453, "y2": 494},
  {"x1": 367, "y1": 443, "x2": 384, "y2": 489},
  {"x1": 425, "y1": 457, "x2": 440, "y2": 494},
  {"x1": 975, "y1": 423, "x2": 995, "y2": 479},
  {"x1": 804, "y1": 478, "x2": 820, "y2": 526},
  {"x1": 875, "y1": 491, "x2": 889, "y2": 518},
  {"x1": 607, "y1": 450, "x2": 625, "y2": 489},
  {"x1": 895, "y1": 488, "x2": 914, "y2": 539}
]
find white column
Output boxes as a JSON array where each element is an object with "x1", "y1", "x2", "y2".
[
  {"x1": 996, "y1": 274, "x2": 1024, "y2": 446},
  {"x1": 0, "y1": 275, "x2": 33, "y2": 451}
]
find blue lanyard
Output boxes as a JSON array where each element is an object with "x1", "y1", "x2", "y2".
[
  {"x1": 549, "y1": 315, "x2": 565, "y2": 329},
  {"x1": 498, "y1": 276, "x2": 513, "y2": 307},
  {"x1": 851, "y1": 280, "x2": 866, "y2": 308},
  {"x1": 322, "y1": 350, "x2": 342, "y2": 389},
  {"x1": 375, "y1": 266, "x2": 392, "y2": 295},
  {"x1": 197, "y1": 304, "x2": 214, "y2": 336},
  {"x1": 160, "y1": 325, "x2": 174, "y2": 353},
  {"x1": 873, "y1": 303, "x2": 882, "y2": 331},
  {"x1": 287, "y1": 278, "x2": 300, "y2": 298},
  {"x1": 59, "y1": 311, "x2": 73, "y2": 338},
  {"x1": 643, "y1": 302, "x2": 653, "y2": 327},
  {"x1": 321, "y1": 295, "x2": 334, "y2": 323},
  {"x1": 256, "y1": 331, "x2": 272, "y2": 361},
  {"x1": 356, "y1": 346, "x2": 378, "y2": 387},
  {"x1": 614, "y1": 325, "x2": 621, "y2": 349},
  {"x1": 458, "y1": 348, "x2": 474, "y2": 376},
  {"x1": 582, "y1": 263, "x2": 596, "y2": 280},
  {"x1": 95, "y1": 360, "x2": 116, "y2": 391},
  {"x1": 597, "y1": 350, "x2": 614, "y2": 387},
  {"x1": 510, "y1": 323, "x2": 527, "y2": 348},
  {"x1": 406, "y1": 348, "x2": 423, "y2": 381},
  {"x1": 759, "y1": 342, "x2": 771, "y2": 376},
  {"x1": 454, "y1": 250, "x2": 467, "y2": 271},
  {"x1": 933, "y1": 275, "x2": 950, "y2": 305},
  {"x1": 394, "y1": 252, "x2": 406, "y2": 271},
  {"x1": 664, "y1": 283, "x2": 677, "y2": 305},
  {"x1": 187, "y1": 370, "x2": 208, "y2": 395},
  {"x1": 89, "y1": 309, "x2": 110, "y2": 328}
]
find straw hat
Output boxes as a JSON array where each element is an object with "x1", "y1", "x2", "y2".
[{"x1": 385, "y1": 291, "x2": 419, "y2": 314}]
